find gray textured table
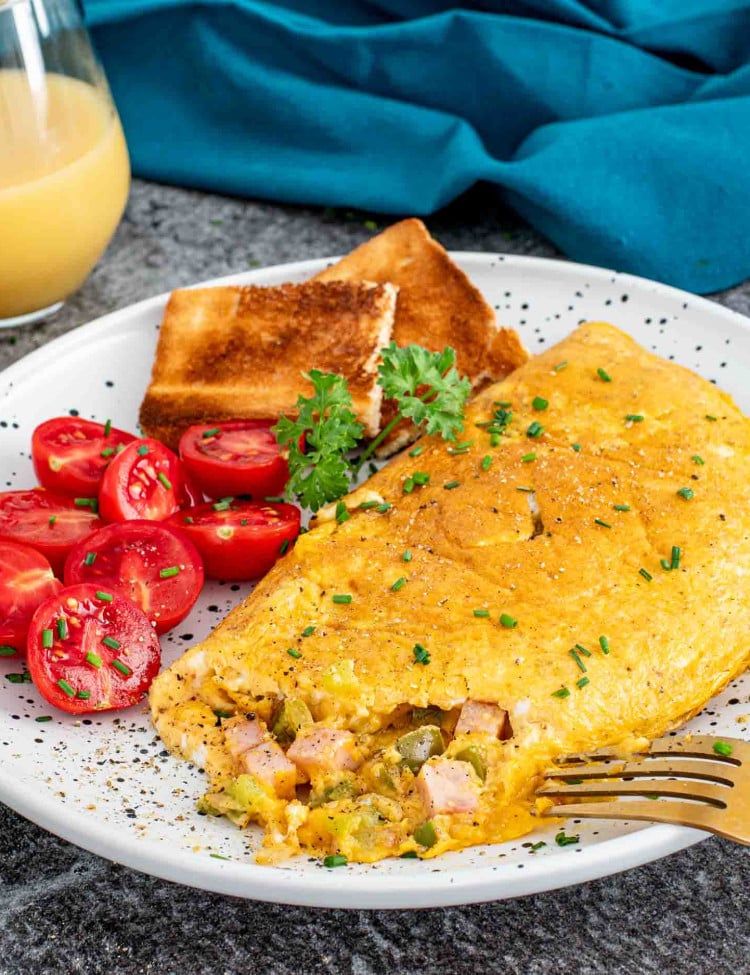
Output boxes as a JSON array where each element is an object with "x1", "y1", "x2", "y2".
[{"x1": 1, "y1": 181, "x2": 749, "y2": 975}]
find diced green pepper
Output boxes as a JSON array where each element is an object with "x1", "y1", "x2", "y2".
[
  {"x1": 309, "y1": 777, "x2": 358, "y2": 808},
  {"x1": 454, "y1": 745, "x2": 487, "y2": 781},
  {"x1": 413, "y1": 820, "x2": 438, "y2": 848},
  {"x1": 396, "y1": 725, "x2": 444, "y2": 773},
  {"x1": 272, "y1": 698, "x2": 313, "y2": 743}
]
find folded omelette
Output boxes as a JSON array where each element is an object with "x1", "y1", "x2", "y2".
[{"x1": 150, "y1": 322, "x2": 750, "y2": 863}]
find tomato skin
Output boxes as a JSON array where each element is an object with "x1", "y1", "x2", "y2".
[
  {"x1": 168, "y1": 501, "x2": 300, "y2": 580},
  {"x1": 0, "y1": 489, "x2": 103, "y2": 576},
  {"x1": 0, "y1": 540, "x2": 62, "y2": 653},
  {"x1": 179, "y1": 420, "x2": 289, "y2": 500},
  {"x1": 64, "y1": 520, "x2": 204, "y2": 634},
  {"x1": 98, "y1": 439, "x2": 191, "y2": 523},
  {"x1": 32, "y1": 417, "x2": 136, "y2": 496},
  {"x1": 27, "y1": 583, "x2": 161, "y2": 714}
]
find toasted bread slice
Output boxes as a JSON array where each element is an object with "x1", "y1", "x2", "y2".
[
  {"x1": 139, "y1": 281, "x2": 397, "y2": 450},
  {"x1": 314, "y1": 218, "x2": 527, "y2": 452}
]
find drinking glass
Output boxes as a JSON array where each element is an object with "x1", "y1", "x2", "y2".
[{"x1": 0, "y1": 0, "x2": 130, "y2": 327}]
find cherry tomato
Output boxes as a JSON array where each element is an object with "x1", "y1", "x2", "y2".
[
  {"x1": 32, "y1": 417, "x2": 136, "y2": 496},
  {"x1": 169, "y1": 500, "x2": 300, "y2": 580},
  {"x1": 27, "y1": 583, "x2": 161, "y2": 714},
  {"x1": 0, "y1": 489, "x2": 103, "y2": 576},
  {"x1": 0, "y1": 540, "x2": 62, "y2": 655},
  {"x1": 64, "y1": 520, "x2": 204, "y2": 634},
  {"x1": 179, "y1": 420, "x2": 289, "y2": 500},
  {"x1": 98, "y1": 438, "x2": 191, "y2": 523}
]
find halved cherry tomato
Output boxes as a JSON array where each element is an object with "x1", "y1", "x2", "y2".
[
  {"x1": 27, "y1": 583, "x2": 161, "y2": 714},
  {"x1": 64, "y1": 520, "x2": 204, "y2": 634},
  {"x1": 179, "y1": 420, "x2": 289, "y2": 500},
  {"x1": 0, "y1": 489, "x2": 103, "y2": 576},
  {"x1": 32, "y1": 417, "x2": 135, "y2": 496},
  {"x1": 0, "y1": 540, "x2": 62, "y2": 655},
  {"x1": 98, "y1": 439, "x2": 191, "y2": 523},
  {"x1": 168, "y1": 500, "x2": 300, "y2": 580}
]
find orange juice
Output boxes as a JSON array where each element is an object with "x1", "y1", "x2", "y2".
[{"x1": 0, "y1": 70, "x2": 130, "y2": 318}]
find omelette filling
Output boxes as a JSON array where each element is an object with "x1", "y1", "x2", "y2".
[{"x1": 197, "y1": 697, "x2": 529, "y2": 861}]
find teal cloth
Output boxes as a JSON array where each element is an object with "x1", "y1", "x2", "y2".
[{"x1": 83, "y1": 1, "x2": 750, "y2": 293}]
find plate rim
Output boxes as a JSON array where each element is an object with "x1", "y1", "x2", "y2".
[{"x1": 2, "y1": 250, "x2": 746, "y2": 908}]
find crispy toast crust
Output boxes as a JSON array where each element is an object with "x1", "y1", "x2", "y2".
[{"x1": 139, "y1": 281, "x2": 397, "y2": 449}]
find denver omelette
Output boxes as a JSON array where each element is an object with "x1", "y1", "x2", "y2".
[{"x1": 150, "y1": 321, "x2": 750, "y2": 863}]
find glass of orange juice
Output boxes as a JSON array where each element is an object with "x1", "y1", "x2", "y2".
[{"x1": 0, "y1": 0, "x2": 130, "y2": 327}]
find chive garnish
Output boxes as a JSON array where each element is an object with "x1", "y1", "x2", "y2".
[
  {"x1": 57, "y1": 679, "x2": 75, "y2": 698},
  {"x1": 359, "y1": 500, "x2": 379, "y2": 510},
  {"x1": 403, "y1": 477, "x2": 415, "y2": 494},
  {"x1": 481, "y1": 455, "x2": 492, "y2": 471},
  {"x1": 76, "y1": 690, "x2": 91, "y2": 700},
  {"x1": 572, "y1": 443, "x2": 582, "y2": 452},
  {"x1": 100, "y1": 447, "x2": 115, "y2": 458},
  {"x1": 376, "y1": 502, "x2": 391, "y2": 513},
  {"x1": 323, "y1": 854, "x2": 348, "y2": 868},
  {"x1": 264, "y1": 496, "x2": 285, "y2": 503},
  {"x1": 301, "y1": 626, "x2": 316, "y2": 638},
  {"x1": 569, "y1": 649, "x2": 587, "y2": 672},
  {"x1": 660, "y1": 559, "x2": 671, "y2": 571},
  {"x1": 202, "y1": 427, "x2": 221, "y2": 438},
  {"x1": 495, "y1": 401, "x2": 512, "y2": 408},
  {"x1": 96, "y1": 591, "x2": 113, "y2": 602},
  {"x1": 576, "y1": 677, "x2": 590, "y2": 689},
  {"x1": 677, "y1": 487, "x2": 694, "y2": 500},
  {"x1": 400, "y1": 851, "x2": 419, "y2": 859},
  {"x1": 74, "y1": 497, "x2": 98, "y2": 511},
  {"x1": 553, "y1": 361, "x2": 568, "y2": 372},
  {"x1": 639, "y1": 568, "x2": 653, "y2": 582},
  {"x1": 137, "y1": 444, "x2": 149, "y2": 456},
  {"x1": 447, "y1": 446, "x2": 471, "y2": 456},
  {"x1": 692, "y1": 455, "x2": 705, "y2": 466},
  {"x1": 102, "y1": 636, "x2": 121, "y2": 651},
  {"x1": 490, "y1": 432, "x2": 501, "y2": 447},
  {"x1": 705, "y1": 415, "x2": 718, "y2": 422},
  {"x1": 104, "y1": 419, "x2": 112, "y2": 437},
  {"x1": 402, "y1": 550, "x2": 412, "y2": 562},
  {"x1": 413, "y1": 643, "x2": 431, "y2": 665},
  {"x1": 526, "y1": 421, "x2": 544, "y2": 439},
  {"x1": 184, "y1": 516, "x2": 194, "y2": 524},
  {"x1": 613, "y1": 504, "x2": 631, "y2": 512},
  {"x1": 335, "y1": 501, "x2": 350, "y2": 523},
  {"x1": 48, "y1": 515, "x2": 57, "y2": 527},
  {"x1": 157, "y1": 472, "x2": 172, "y2": 490},
  {"x1": 391, "y1": 577, "x2": 407, "y2": 592},
  {"x1": 625, "y1": 414, "x2": 644, "y2": 423},
  {"x1": 35, "y1": 716, "x2": 52, "y2": 723},
  {"x1": 521, "y1": 453, "x2": 537, "y2": 463},
  {"x1": 85, "y1": 652, "x2": 102, "y2": 669},
  {"x1": 473, "y1": 609, "x2": 490, "y2": 618},
  {"x1": 0, "y1": 646, "x2": 17, "y2": 657},
  {"x1": 594, "y1": 518, "x2": 611, "y2": 528},
  {"x1": 287, "y1": 648, "x2": 302, "y2": 659},
  {"x1": 443, "y1": 481, "x2": 461, "y2": 490},
  {"x1": 671, "y1": 546, "x2": 681, "y2": 570},
  {"x1": 112, "y1": 659, "x2": 131, "y2": 676},
  {"x1": 279, "y1": 539, "x2": 290, "y2": 555},
  {"x1": 56, "y1": 618, "x2": 68, "y2": 640},
  {"x1": 413, "y1": 471, "x2": 430, "y2": 486},
  {"x1": 332, "y1": 594, "x2": 352, "y2": 604},
  {"x1": 159, "y1": 566, "x2": 180, "y2": 579},
  {"x1": 713, "y1": 740, "x2": 733, "y2": 757},
  {"x1": 213, "y1": 498, "x2": 234, "y2": 511},
  {"x1": 532, "y1": 397, "x2": 548, "y2": 411},
  {"x1": 599, "y1": 635, "x2": 610, "y2": 655},
  {"x1": 574, "y1": 643, "x2": 591, "y2": 657},
  {"x1": 530, "y1": 841, "x2": 547, "y2": 852},
  {"x1": 83, "y1": 551, "x2": 97, "y2": 566},
  {"x1": 552, "y1": 687, "x2": 570, "y2": 699},
  {"x1": 409, "y1": 446, "x2": 424, "y2": 458},
  {"x1": 555, "y1": 831, "x2": 579, "y2": 846},
  {"x1": 516, "y1": 486, "x2": 534, "y2": 493},
  {"x1": 597, "y1": 368, "x2": 612, "y2": 382},
  {"x1": 41, "y1": 629, "x2": 53, "y2": 649},
  {"x1": 499, "y1": 614, "x2": 517, "y2": 629}
]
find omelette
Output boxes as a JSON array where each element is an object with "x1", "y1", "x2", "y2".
[{"x1": 150, "y1": 322, "x2": 750, "y2": 863}]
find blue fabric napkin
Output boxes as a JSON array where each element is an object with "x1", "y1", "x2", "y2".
[{"x1": 83, "y1": 1, "x2": 750, "y2": 293}]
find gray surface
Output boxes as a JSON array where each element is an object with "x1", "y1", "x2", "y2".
[{"x1": 1, "y1": 180, "x2": 750, "y2": 975}]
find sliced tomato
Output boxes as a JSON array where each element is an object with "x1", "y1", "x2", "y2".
[
  {"x1": 0, "y1": 489, "x2": 103, "y2": 576},
  {"x1": 26, "y1": 583, "x2": 161, "y2": 714},
  {"x1": 98, "y1": 439, "x2": 191, "y2": 523},
  {"x1": 168, "y1": 500, "x2": 300, "y2": 580},
  {"x1": 179, "y1": 420, "x2": 289, "y2": 500},
  {"x1": 32, "y1": 417, "x2": 136, "y2": 496},
  {"x1": 64, "y1": 520, "x2": 204, "y2": 634},
  {"x1": 0, "y1": 540, "x2": 62, "y2": 655}
]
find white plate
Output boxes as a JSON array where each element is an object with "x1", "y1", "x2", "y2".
[{"x1": 1, "y1": 253, "x2": 749, "y2": 909}]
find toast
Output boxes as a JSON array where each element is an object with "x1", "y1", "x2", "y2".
[
  {"x1": 139, "y1": 280, "x2": 397, "y2": 450},
  {"x1": 314, "y1": 218, "x2": 528, "y2": 452}
]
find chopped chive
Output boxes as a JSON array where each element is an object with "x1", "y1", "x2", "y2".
[
  {"x1": 104, "y1": 419, "x2": 112, "y2": 437},
  {"x1": 473, "y1": 609, "x2": 490, "y2": 618},
  {"x1": 692, "y1": 455, "x2": 705, "y2": 466},
  {"x1": 530, "y1": 841, "x2": 547, "y2": 852},
  {"x1": 74, "y1": 497, "x2": 98, "y2": 511},
  {"x1": 209, "y1": 853, "x2": 231, "y2": 861},
  {"x1": 96, "y1": 591, "x2": 113, "y2": 602},
  {"x1": 705, "y1": 415, "x2": 718, "y2": 422},
  {"x1": 713, "y1": 740, "x2": 733, "y2": 757},
  {"x1": 48, "y1": 515, "x2": 57, "y2": 527},
  {"x1": 56, "y1": 618, "x2": 68, "y2": 640},
  {"x1": 85, "y1": 652, "x2": 103, "y2": 669},
  {"x1": 265, "y1": 496, "x2": 286, "y2": 503},
  {"x1": 287, "y1": 648, "x2": 302, "y2": 659},
  {"x1": 412, "y1": 471, "x2": 430, "y2": 486},
  {"x1": 516, "y1": 486, "x2": 534, "y2": 493},
  {"x1": 100, "y1": 447, "x2": 115, "y2": 458},
  {"x1": 447, "y1": 447, "x2": 471, "y2": 456},
  {"x1": 454, "y1": 440, "x2": 474, "y2": 450},
  {"x1": 490, "y1": 432, "x2": 501, "y2": 447},
  {"x1": 35, "y1": 716, "x2": 52, "y2": 723},
  {"x1": 639, "y1": 568, "x2": 653, "y2": 582},
  {"x1": 56, "y1": 679, "x2": 75, "y2": 698},
  {"x1": 184, "y1": 516, "x2": 194, "y2": 524},
  {"x1": 400, "y1": 851, "x2": 419, "y2": 859},
  {"x1": 671, "y1": 546, "x2": 681, "y2": 570},
  {"x1": 112, "y1": 659, "x2": 132, "y2": 676},
  {"x1": 157, "y1": 472, "x2": 172, "y2": 490},
  {"x1": 677, "y1": 487, "x2": 694, "y2": 500},
  {"x1": 335, "y1": 501, "x2": 350, "y2": 524},
  {"x1": 521, "y1": 452, "x2": 537, "y2": 463},
  {"x1": 240, "y1": 519, "x2": 249, "y2": 526},
  {"x1": 301, "y1": 625, "x2": 316, "y2": 638},
  {"x1": 597, "y1": 367, "x2": 612, "y2": 382},
  {"x1": 552, "y1": 687, "x2": 570, "y2": 699},
  {"x1": 41, "y1": 629, "x2": 53, "y2": 649},
  {"x1": 569, "y1": 649, "x2": 587, "y2": 673},
  {"x1": 443, "y1": 481, "x2": 461, "y2": 490},
  {"x1": 83, "y1": 551, "x2": 97, "y2": 566},
  {"x1": 555, "y1": 831, "x2": 579, "y2": 846},
  {"x1": 572, "y1": 443, "x2": 582, "y2": 452},
  {"x1": 323, "y1": 854, "x2": 348, "y2": 868},
  {"x1": 574, "y1": 643, "x2": 591, "y2": 657},
  {"x1": 0, "y1": 646, "x2": 18, "y2": 657},
  {"x1": 332, "y1": 594, "x2": 352, "y2": 604},
  {"x1": 202, "y1": 427, "x2": 221, "y2": 438},
  {"x1": 660, "y1": 559, "x2": 671, "y2": 571},
  {"x1": 159, "y1": 566, "x2": 180, "y2": 579},
  {"x1": 76, "y1": 690, "x2": 91, "y2": 700},
  {"x1": 576, "y1": 677, "x2": 590, "y2": 689},
  {"x1": 102, "y1": 636, "x2": 121, "y2": 651},
  {"x1": 495, "y1": 401, "x2": 512, "y2": 408},
  {"x1": 526, "y1": 421, "x2": 544, "y2": 439},
  {"x1": 359, "y1": 500, "x2": 379, "y2": 510},
  {"x1": 594, "y1": 518, "x2": 612, "y2": 528},
  {"x1": 553, "y1": 361, "x2": 568, "y2": 372},
  {"x1": 500, "y1": 613, "x2": 517, "y2": 629},
  {"x1": 115, "y1": 444, "x2": 125, "y2": 454},
  {"x1": 481, "y1": 455, "x2": 492, "y2": 471},
  {"x1": 376, "y1": 502, "x2": 392, "y2": 513},
  {"x1": 409, "y1": 446, "x2": 424, "y2": 458},
  {"x1": 279, "y1": 539, "x2": 290, "y2": 555},
  {"x1": 213, "y1": 498, "x2": 234, "y2": 511},
  {"x1": 532, "y1": 396, "x2": 548, "y2": 411},
  {"x1": 625, "y1": 414, "x2": 644, "y2": 423},
  {"x1": 402, "y1": 550, "x2": 412, "y2": 562},
  {"x1": 413, "y1": 643, "x2": 431, "y2": 665},
  {"x1": 391, "y1": 577, "x2": 407, "y2": 592},
  {"x1": 403, "y1": 477, "x2": 415, "y2": 494},
  {"x1": 599, "y1": 635, "x2": 610, "y2": 655},
  {"x1": 137, "y1": 444, "x2": 149, "y2": 456},
  {"x1": 613, "y1": 504, "x2": 631, "y2": 512}
]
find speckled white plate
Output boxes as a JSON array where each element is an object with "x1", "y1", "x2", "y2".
[{"x1": 1, "y1": 253, "x2": 749, "y2": 909}]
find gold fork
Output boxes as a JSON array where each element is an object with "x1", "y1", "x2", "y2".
[{"x1": 537, "y1": 734, "x2": 750, "y2": 844}]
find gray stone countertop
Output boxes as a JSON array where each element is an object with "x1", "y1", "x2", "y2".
[{"x1": 1, "y1": 181, "x2": 749, "y2": 975}]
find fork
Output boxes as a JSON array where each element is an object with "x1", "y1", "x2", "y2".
[{"x1": 536, "y1": 734, "x2": 750, "y2": 844}]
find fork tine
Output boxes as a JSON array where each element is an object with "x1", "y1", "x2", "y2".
[
  {"x1": 537, "y1": 778, "x2": 729, "y2": 807},
  {"x1": 543, "y1": 757, "x2": 736, "y2": 785},
  {"x1": 557, "y1": 735, "x2": 745, "y2": 767},
  {"x1": 539, "y1": 799, "x2": 742, "y2": 840}
]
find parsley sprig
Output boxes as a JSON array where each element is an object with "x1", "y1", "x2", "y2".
[{"x1": 274, "y1": 344, "x2": 470, "y2": 511}]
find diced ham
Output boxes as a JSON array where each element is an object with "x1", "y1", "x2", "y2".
[
  {"x1": 241, "y1": 740, "x2": 297, "y2": 800},
  {"x1": 455, "y1": 700, "x2": 509, "y2": 739},
  {"x1": 223, "y1": 715, "x2": 266, "y2": 758},
  {"x1": 286, "y1": 727, "x2": 361, "y2": 778},
  {"x1": 417, "y1": 759, "x2": 480, "y2": 815}
]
